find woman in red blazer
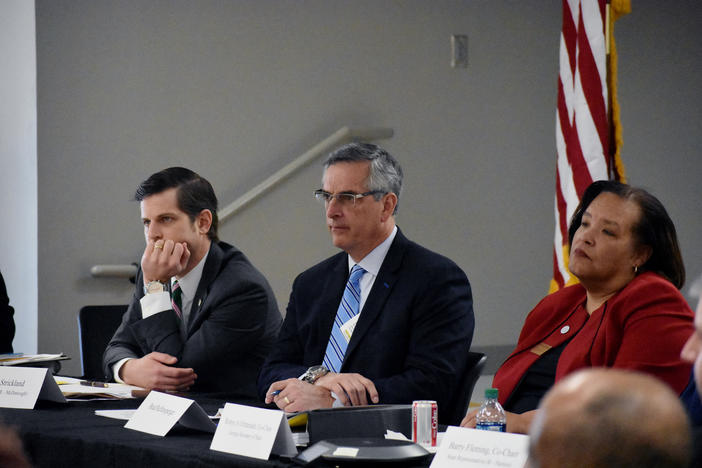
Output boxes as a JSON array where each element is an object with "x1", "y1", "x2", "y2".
[{"x1": 463, "y1": 180, "x2": 694, "y2": 433}]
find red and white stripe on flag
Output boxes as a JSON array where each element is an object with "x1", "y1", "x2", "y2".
[{"x1": 551, "y1": 0, "x2": 627, "y2": 293}]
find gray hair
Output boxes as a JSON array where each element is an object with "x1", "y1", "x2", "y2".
[{"x1": 323, "y1": 142, "x2": 403, "y2": 214}]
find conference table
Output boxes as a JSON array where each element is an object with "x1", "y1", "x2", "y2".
[{"x1": 0, "y1": 393, "x2": 434, "y2": 468}]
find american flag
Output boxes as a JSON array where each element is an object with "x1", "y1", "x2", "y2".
[{"x1": 551, "y1": 0, "x2": 630, "y2": 292}]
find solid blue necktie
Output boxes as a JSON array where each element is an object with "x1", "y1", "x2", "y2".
[{"x1": 323, "y1": 264, "x2": 366, "y2": 373}]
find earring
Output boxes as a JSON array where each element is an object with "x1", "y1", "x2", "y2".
[{"x1": 633, "y1": 265, "x2": 639, "y2": 274}]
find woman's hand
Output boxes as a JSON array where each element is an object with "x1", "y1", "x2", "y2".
[
  {"x1": 460, "y1": 408, "x2": 537, "y2": 434},
  {"x1": 460, "y1": 407, "x2": 480, "y2": 428}
]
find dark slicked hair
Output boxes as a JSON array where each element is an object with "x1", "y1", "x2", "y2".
[
  {"x1": 323, "y1": 142, "x2": 403, "y2": 215},
  {"x1": 568, "y1": 180, "x2": 685, "y2": 289},
  {"x1": 135, "y1": 167, "x2": 219, "y2": 242}
]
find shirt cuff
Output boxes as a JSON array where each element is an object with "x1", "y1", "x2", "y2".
[
  {"x1": 299, "y1": 371, "x2": 340, "y2": 408},
  {"x1": 112, "y1": 358, "x2": 132, "y2": 384},
  {"x1": 331, "y1": 391, "x2": 344, "y2": 407},
  {"x1": 140, "y1": 291, "x2": 171, "y2": 318}
]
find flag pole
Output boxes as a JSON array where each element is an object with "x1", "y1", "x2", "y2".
[{"x1": 607, "y1": 0, "x2": 631, "y2": 182}]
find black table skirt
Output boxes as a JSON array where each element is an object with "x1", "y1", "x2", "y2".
[{"x1": 0, "y1": 395, "x2": 291, "y2": 468}]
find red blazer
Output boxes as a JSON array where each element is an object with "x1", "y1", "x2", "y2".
[{"x1": 494, "y1": 272, "x2": 694, "y2": 406}]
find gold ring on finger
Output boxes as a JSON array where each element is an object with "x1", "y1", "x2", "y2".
[{"x1": 283, "y1": 396, "x2": 290, "y2": 405}]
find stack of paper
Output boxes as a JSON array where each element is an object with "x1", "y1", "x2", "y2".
[
  {"x1": 0, "y1": 353, "x2": 68, "y2": 366},
  {"x1": 54, "y1": 376, "x2": 144, "y2": 400}
]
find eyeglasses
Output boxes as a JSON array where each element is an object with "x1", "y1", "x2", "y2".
[{"x1": 313, "y1": 189, "x2": 386, "y2": 207}]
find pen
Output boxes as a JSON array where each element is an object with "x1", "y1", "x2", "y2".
[
  {"x1": 270, "y1": 390, "x2": 281, "y2": 396},
  {"x1": 80, "y1": 380, "x2": 109, "y2": 388}
]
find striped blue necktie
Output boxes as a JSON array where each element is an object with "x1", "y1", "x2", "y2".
[{"x1": 323, "y1": 264, "x2": 366, "y2": 373}]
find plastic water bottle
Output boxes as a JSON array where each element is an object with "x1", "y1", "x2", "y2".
[{"x1": 475, "y1": 388, "x2": 507, "y2": 432}]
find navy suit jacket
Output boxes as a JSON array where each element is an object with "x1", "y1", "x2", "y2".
[
  {"x1": 258, "y1": 229, "x2": 474, "y2": 411},
  {"x1": 681, "y1": 373, "x2": 702, "y2": 426},
  {"x1": 103, "y1": 241, "x2": 282, "y2": 398}
]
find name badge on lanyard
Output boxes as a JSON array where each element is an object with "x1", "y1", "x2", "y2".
[{"x1": 339, "y1": 314, "x2": 360, "y2": 343}]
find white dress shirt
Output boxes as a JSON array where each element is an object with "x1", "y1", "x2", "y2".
[
  {"x1": 350, "y1": 225, "x2": 398, "y2": 313},
  {"x1": 321, "y1": 226, "x2": 397, "y2": 406}
]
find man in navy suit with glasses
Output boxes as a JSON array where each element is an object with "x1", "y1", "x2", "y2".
[{"x1": 259, "y1": 142, "x2": 474, "y2": 416}]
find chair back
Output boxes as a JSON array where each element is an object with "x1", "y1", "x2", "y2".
[
  {"x1": 443, "y1": 351, "x2": 487, "y2": 426},
  {"x1": 77, "y1": 305, "x2": 127, "y2": 380}
]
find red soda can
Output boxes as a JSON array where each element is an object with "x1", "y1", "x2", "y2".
[{"x1": 412, "y1": 400, "x2": 438, "y2": 447}]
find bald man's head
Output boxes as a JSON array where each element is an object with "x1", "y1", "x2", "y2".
[{"x1": 527, "y1": 368, "x2": 691, "y2": 468}]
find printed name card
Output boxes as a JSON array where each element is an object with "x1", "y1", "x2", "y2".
[
  {"x1": 0, "y1": 366, "x2": 66, "y2": 409},
  {"x1": 210, "y1": 403, "x2": 297, "y2": 460},
  {"x1": 430, "y1": 426, "x2": 529, "y2": 468},
  {"x1": 124, "y1": 391, "x2": 216, "y2": 436}
]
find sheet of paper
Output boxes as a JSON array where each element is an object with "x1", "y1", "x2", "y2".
[
  {"x1": 210, "y1": 403, "x2": 297, "y2": 460},
  {"x1": 53, "y1": 376, "x2": 144, "y2": 400},
  {"x1": 0, "y1": 353, "x2": 68, "y2": 366},
  {"x1": 385, "y1": 429, "x2": 442, "y2": 453},
  {"x1": 60, "y1": 384, "x2": 137, "y2": 400},
  {"x1": 430, "y1": 426, "x2": 529, "y2": 468},
  {"x1": 292, "y1": 431, "x2": 309, "y2": 447},
  {"x1": 54, "y1": 375, "x2": 81, "y2": 385},
  {"x1": 95, "y1": 409, "x2": 138, "y2": 420}
]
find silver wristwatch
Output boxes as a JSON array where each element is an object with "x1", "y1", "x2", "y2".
[
  {"x1": 145, "y1": 280, "x2": 167, "y2": 294},
  {"x1": 300, "y1": 365, "x2": 329, "y2": 384}
]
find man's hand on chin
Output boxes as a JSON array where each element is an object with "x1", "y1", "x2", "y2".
[
  {"x1": 265, "y1": 379, "x2": 335, "y2": 412},
  {"x1": 141, "y1": 239, "x2": 191, "y2": 283},
  {"x1": 120, "y1": 351, "x2": 197, "y2": 392}
]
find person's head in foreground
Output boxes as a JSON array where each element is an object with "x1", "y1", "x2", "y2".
[
  {"x1": 0, "y1": 425, "x2": 32, "y2": 468},
  {"x1": 527, "y1": 368, "x2": 691, "y2": 468}
]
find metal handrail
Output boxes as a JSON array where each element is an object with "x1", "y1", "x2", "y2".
[
  {"x1": 219, "y1": 126, "x2": 393, "y2": 221},
  {"x1": 90, "y1": 264, "x2": 138, "y2": 280},
  {"x1": 91, "y1": 126, "x2": 394, "y2": 278}
]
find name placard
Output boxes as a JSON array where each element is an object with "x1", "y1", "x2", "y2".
[
  {"x1": 430, "y1": 426, "x2": 529, "y2": 468},
  {"x1": 0, "y1": 366, "x2": 66, "y2": 409},
  {"x1": 210, "y1": 403, "x2": 297, "y2": 460},
  {"x1": 124, "y1": 391, "x2": 216, "y2": 436}
]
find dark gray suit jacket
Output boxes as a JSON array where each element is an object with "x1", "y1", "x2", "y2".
[
  {"x1": 103, "y1": 241, "x2": 281, "y2": 398},
  {"x1": 258, "y1": 229, "x2": 474, "y2": 412},
  {"x1": 0, "y1": 271, "x2": 15, "y2": 354}
]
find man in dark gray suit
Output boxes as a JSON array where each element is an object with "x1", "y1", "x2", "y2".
[{"x1": 103, "y1": 167, "x2": 281, "y2": 398}]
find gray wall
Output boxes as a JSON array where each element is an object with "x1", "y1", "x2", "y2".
[
  {"x1": 1, "y1": 0, "x2": 38, "y2": 353},
  {"x1": 616, "y1": 4, "x2": 702, "y2": 292},
  {"x1": 31, "y1": 0, "x2": 702, "y2": 377}
]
